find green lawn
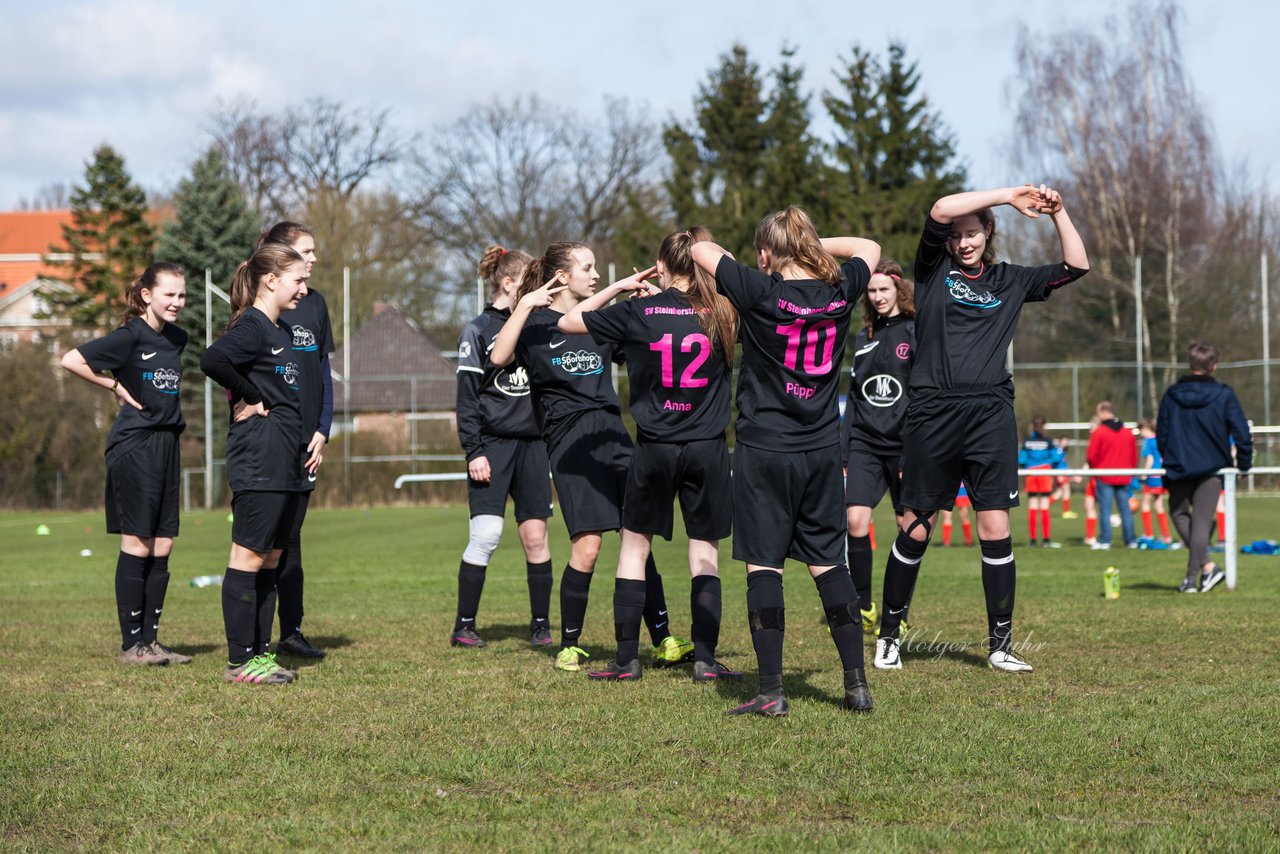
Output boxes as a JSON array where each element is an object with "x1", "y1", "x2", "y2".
[{"x1": 2, "y1": 502, "x2": 1278, "y2": 851}]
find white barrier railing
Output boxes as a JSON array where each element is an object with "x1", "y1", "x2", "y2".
[{"x1": 395, "y1": 464, "x2": 1280, "y2": 592}]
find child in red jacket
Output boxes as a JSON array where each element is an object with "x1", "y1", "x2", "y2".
[{"x1": 1086, "y1": 400, "x2": 1138, "y2": 549}]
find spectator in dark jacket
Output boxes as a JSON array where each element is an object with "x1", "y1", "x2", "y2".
[
  {"x1": 1086, "y1": 400, "x2": 1138, "y2": 549},
  {"x1": 1157, "y1": 341, "x2": 1253, "y2": 593}
]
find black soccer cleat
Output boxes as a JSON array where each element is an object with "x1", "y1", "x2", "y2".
[
  {"x1": 692, "y1": 660, "x2": 743, "y2": 682},
  {"x1": 277, "y1": 632, "x2": 327, "y2": 659},
  {"x1": 842, "y1": 669, "x2": 874, "y2": 713},
  {"x1": 586, "y1": 658, "x2": 642, "y2": 681},
  {"x1": 449, "y1": 627, "x2": 487, "y2": 648},
  {"x1": 725, "y1": 693, "x2": 789, "y2": 717}
]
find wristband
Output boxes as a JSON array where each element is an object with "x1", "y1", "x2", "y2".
[{"x1": 111, "y1": 378, "x2": 119, "y2": 392}]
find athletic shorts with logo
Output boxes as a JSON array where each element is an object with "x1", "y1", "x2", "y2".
[
  {"x1": 467, "y1": 435, "x2": 553, "y2": 521},
  {"x1": 900, "y1": 395, "x2": 1020, "y2": 512},
  {"x1": 623, "y1": 436, "x2": 732, "y2": 541},
  {"x1": 845, "y1": 441, "x2": 903, "y2": 513},
  {"x1": 547, "y1": 410, "x2": 631, "y2": 537},
  {"x1": 733, "y1": 442, "x2": 844, "y2": 567},
  {"x1": 105, "y1": 429, "x2": 181, "y2": 538},
  {"x1": 232, "y1": 491, "x2": 303, "y2": 553}
]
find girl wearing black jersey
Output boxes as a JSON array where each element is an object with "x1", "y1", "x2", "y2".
[
  {"x1": 451, "y1": 245, "x2": 555, "y2": 650},
  {"x1": 874, "y1": 185, "x2": 1088, "y2": 674},
  {"x1": 692, "y1": 207, "x2": 880, "y2": 717},
  {"x1": 251, "y1": 222, "x2": 336, "y2": 660},
  {"x1": 558, "y1": 227, "x2": 740, "y2": 683},
  {"x1": 61, "y1": 263, "x2": 193, "y2": 666},
  {"x1": 490, "y1": 242, "x2": 693, "y2": 673},
  {"x1": 844, "y1": 258, "x2": 915, "y2": 637},
  {"x1": 200, "y1": 243, "x2": 310, "y2": 685}
]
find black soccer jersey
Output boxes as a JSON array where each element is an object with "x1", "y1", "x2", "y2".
[
  {"x1": 513, "y1": 308, "x2": 621, "y2": 447},
  {"x1": 583, "y1": 289, "x2": 731, "y2": 443},
  {"x1": 845, "y1": 314, "x2": 915, "y2": 454},
  {"x1": 457, "y1": 304, "x2": 540, "y2": 460},
  {"x1": 77, "y1": 317, "x2": 187, "y2": 459},
  {"x1": 715, "y1": 255, "x2": 870, "y2": 451},
  {"x1": 279, "y1": 289, "x2": 335, "y2": 437},
  {"x1": 911, "y1": 216, "x2": 1086, "y2": 402},
  {"x1": 200, "y1": 307, "x2": 308, "y2": 493}
]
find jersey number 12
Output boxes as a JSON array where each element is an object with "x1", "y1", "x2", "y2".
[{"x1": 650, "y1": 333, "x2": 711, "y2": 388}]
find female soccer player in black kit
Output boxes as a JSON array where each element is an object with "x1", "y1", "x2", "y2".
[
  {"x1": 252, "y1": 222, "x2": 335, "y2": 660},
  {"x1": 692, "y1": 207, "x2": 880, "y2": 717},
  {"x1": 61, "y1": 263, "x2": 193, "y2": 666},
  {"x1": 451, "y1": 245, "x2": 555, "y2": 649},
  {"x1": 489, "y1": 242, "x2": 693, "y2": 673},
  {"x1": 557, "y1": 227, "x2": 740, "y2": 683},
  {"x1": 200, "y1": 243, "x2": 311, "y2": 685},
  {"x1": 873, "y1": 185, "x2": 1088, "y2": 673},
  {"x1": 844, "y1": 258, "x2": 915, "y2": 636}
]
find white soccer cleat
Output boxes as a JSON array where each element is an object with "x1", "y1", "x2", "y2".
[
  {"x1": 873, "y1": 637, "x2": 902, "y2": 670},
  {"x1": 988, "y1": 650, "x2": 1034, "y2": 673}
]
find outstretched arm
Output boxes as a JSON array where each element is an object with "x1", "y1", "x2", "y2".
[
  {"x1": 820, "y1": 237, "x2": 880, "y2": 273},
  {"x1": 559, "y1": 266, "x2": 657, "y2": 335}
]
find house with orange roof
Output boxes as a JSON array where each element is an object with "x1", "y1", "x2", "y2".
[{"x1": 0, "y1": 210, "x2": 81, "y2": 348}]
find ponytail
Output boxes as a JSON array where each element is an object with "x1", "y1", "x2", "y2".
[
  {"x1": 120, "y1": 262, "x2": 185, "y2": 327},
  {"x1": 658, "y1": 227, "x2": 737, "y2": 357},
  {"x1": 228, "y1": 243, "x2": 305, "y2": 329},
  {"x1": 479, "y1": 244, "x2": 533, "y2": 298},
  {"x1": 516, "y1": 242, "x2": 588, "y2": 304},
  {"x1": 257, "y1": 221, "x2": 313, "y2": 251},
  {"x1": 753, "y1": 206, "x2": 841, "y2": 285}
]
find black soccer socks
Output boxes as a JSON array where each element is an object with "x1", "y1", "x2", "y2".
[
  {"x1": 141, "y1": 554, "x2": 170, "y2": 644},
  {"x1": 815, "y1": 565, "x2": 865, "y2": 675},
  {"x1": 222, "y1": 568, "x2": 257, "y2": 665},
  {"x1": 560, "y1": 564, "x2": 593, "y2": 648},
  {"x1": 527, "y1": 560, "x2": 553, "y2": 627},
  {"x1": 880, "y1": 531, "x2": 928, "y2": 640},
  {"x1": 613, "y1": 578, "x2": 647, "y2": 667},
  {"x1": 642, "y1": 553, "x2": 669, "y2": 646},
  {"x1": 276, "y1": 545, "x2": 305, "y2": 638},
  {"x1": 746, "y1": 571, "x2": 785, "y2": 695},
  {"x1": 690, "y1": 574, "x2": 722, "y2": 665},
  {"x1": 980, "y1": 537, "x2": 1016, "y2": 654},
  {"x1": 847, "y1": 534, "x2": 874, "y2": 613},
  {"x1": 254, "y1": 568, "x2": 278, "y2": 655},
  {"x1": 455, "y1": 560, "x2": 487, "y2": 631},
  {"x1": 115, "y1": 552, "x2": 148, "y2": 650}
]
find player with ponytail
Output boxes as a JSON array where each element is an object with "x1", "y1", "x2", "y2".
[{"x1": 61, "y1": 263, "x2": 191, "y2": 666}]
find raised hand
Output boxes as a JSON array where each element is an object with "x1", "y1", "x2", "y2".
[
  {"x1": 1009, "y1": 185, "x2": 1046, "y2": 219},
  {"x1": 519, "y1": 277, "x2": 567, "y2": 311}
]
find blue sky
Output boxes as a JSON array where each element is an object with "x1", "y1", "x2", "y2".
[{"x1": 1, "y1": 0, "x2": 1274, "y2": 207}]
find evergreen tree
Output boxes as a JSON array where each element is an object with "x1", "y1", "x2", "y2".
[
  {"x1": 45, "y1": 145, "x2": 154, "y2": 328},
  {"x1": 156, "y1": 147, "x2": 260, "y2": 364},
  {"x1": 823, "y1": 42, "x2": 967, "y2": 265},
  {"x1": 761, "y1": 45, "x2": 822, "y2": 215}
]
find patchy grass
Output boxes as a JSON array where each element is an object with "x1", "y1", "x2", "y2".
[{"x1": 2, "y1": 501, "x2": 1279, "y2": 850}]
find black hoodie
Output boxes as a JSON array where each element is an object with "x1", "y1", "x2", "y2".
[{"x1": 1155, "y1": 374, "x2": 1252, "y2": 480}]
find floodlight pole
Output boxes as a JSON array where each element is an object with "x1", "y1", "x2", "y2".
[
  {"x1": 343, "y1": 266, "x2": 351, "y2": 501},
  {"x1": 204, "y1": 269, "x2": 213, "y2": 509},
  {"x1": 1134, "y1": 256, "x2": 1143, "y2": 420}
]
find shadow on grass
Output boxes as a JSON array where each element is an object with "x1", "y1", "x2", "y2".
[
  {"x1": 276, "y1": 634, "x2": 356, "y2": 668},
  {"x1": 170, "y1": 643, "x2": 221, "y2": 656},
  {"x1": 705, "y1": 666, "x2": 843, "y2": 707},
  {"x1": 1126, "y1": 582, "x2": 1183, "y2": 592}
]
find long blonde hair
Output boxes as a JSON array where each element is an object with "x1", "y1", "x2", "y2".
[
  {"x1": 753, "y1": 206, "x2": 841, "y2": 285},
  {"x1": 658, "y1": 227, "x2": 736, "y2": 357}
]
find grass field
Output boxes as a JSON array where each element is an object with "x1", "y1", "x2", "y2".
[{"x1": 3, "y1": 501, "x2": 1279, "y2": 851}]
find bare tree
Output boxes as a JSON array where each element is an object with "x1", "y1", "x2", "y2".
[
  {"x1": 1011, "y1": 1, "x2": 1222, "y2": 409},
  {"x1": 16, "y1": 182, "x2": 70, "y2": 211},
  {"x1": 412, "y1": 95, "x2": 663, "y2": 268}
]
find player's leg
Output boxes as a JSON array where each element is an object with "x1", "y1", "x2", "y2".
[
  {"x1": 221, "y1": 492, "x2": 295, "y2": 685},
  {"x1": 587, "y1": 528, "x2": 649, "y2": 681},
  {"x1": 677, "y1": 438, "x2": 737, "y2": 681},
  {"x1": 513, "y1": 438, "x2": 555, "y2": 645},
  {"x1": 451, "y1": 513, "x2": 504, "y2": 647}
]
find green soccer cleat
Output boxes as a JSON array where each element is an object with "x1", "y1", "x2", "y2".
[
  {"x1": 554, "y1": 646, "x2": 589, "y2": 672},
  {"x1": 860, "y1": 602, "x2": 878, "y2": 633},
  {"x1": 223, "y1": 653, "x2": 295, "y2": 685},
  {"x1": 652, "y1": 635, "x2": 695, "y2": 666}
]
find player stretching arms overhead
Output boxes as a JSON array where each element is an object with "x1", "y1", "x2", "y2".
[
  {"x1": 843, "y1": 258, "x2": 915, "y2": 636},
  {"x1": 873, "y1": 185, "x2": 1088, "y2": 674},
  {"x1": 450, "y1": 245, "x2": 555, "y2": 649},
  {"x1": 693, "y1": 207, "x2": 880, "y2": 717},
  {"x1": 60, "y1": 263, "x2": 193, "y2": 666},
  {"x1": 490, "y1": 242, "x2": 693, "y2": 672},
  {"x1": 558, "y1": 227, "x2": 740, "y2": 683}
]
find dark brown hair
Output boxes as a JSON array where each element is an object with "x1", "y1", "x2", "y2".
[
  {"x1": 1188, "y1": 340, "x2": 1220, "y2": 373},
  {"x1": 1138, "y1": 418, "x2": 1156, "y2": 433},
  {"x1": 658, "y1": 226, "x2": 737, "y2": 357},
  {"x1": 860, "y1": 257, "x2": 914, "y2": 339},
  {"x1": 1030, "y1": 415, "x2": 1047, "y2": 434},
  {"x1": 122, "y1": 262, "x2": 185, "y2": 327},
  {"x1": 516, "y1": 242, "x2": 590, "y2": 304},
  {"x1": 228, "y1": 243, "x2": 306, "y2": 327},
  {"x1": 479, "y1": 244, "x2": 533, "y2": 298},
  {"x1": 257, "y1": 221, "x2": 313, "y2": 251},
  {"x1": 753, "y1": 206, "x2": 841, "y2": 285}
]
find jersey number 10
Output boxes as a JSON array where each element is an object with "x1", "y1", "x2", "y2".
[
  {"x1": 776, "y1": 318, "x2": 836, "y2": 375},
  {"x1": 650, "y1": 333, "x2": 711, "y2": 388}
]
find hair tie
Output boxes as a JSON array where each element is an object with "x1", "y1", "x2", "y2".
[
  {"x1": 888, "y1": 273, "x2": 901, "y2": 281},
  {"x1": 500, "y1": 248, "x2": 508, "y2": 256}
]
